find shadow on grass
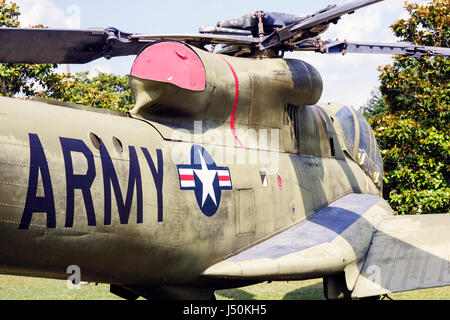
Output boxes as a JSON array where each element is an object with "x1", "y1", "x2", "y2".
[
  {"x1": 215, "y1": 281, "x2": 325, "y2": 300},
  {"x1": 216, "y1": 289, "x2": 255, "y2": 300}
]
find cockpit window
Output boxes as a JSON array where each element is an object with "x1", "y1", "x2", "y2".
[
  {"x1": 374, "y1": 143, "x2": 384, "y2": 186},
  {"x1": 335, "y1": 106, "x2": 355, "y2": 153},
  {"x1": 335, "y1": 105, "x2": 384, "y2": 189},
  {"x1": 356, "y1": 112, "x2": 383, "y2": 187},
  {"x1": 357, "y1": 112, "x2": 371, "y2": 167}
]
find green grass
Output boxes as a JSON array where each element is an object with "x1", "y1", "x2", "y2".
[
  {"x1": 0, "y1": 275, "x2": 449, "y2": 300},
  {"x1": 216, "y1": 279, "x2": 450, "y2": 300},
  {"x1": 216, "y1": 279, "x2": 325, "y2": 300},
  {"x1": 0, "y1": 275, "x2": 119, "y2": 300}
]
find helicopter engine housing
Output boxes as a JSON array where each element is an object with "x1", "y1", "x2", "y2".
[{"x1": 129, "y1": 41, "x2": 323, "y2": 133}]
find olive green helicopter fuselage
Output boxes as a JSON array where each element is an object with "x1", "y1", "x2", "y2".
[{"x1": 0, "y1": 41, "x2": 387, "y2": 299}]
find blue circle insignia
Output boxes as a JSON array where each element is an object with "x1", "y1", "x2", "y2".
[{"x1": 177, "y1": 145, "x2": 232, "y2": 217}]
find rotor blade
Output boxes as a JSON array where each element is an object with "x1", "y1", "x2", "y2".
[
  {"x1": 259, "y1": 0, "x2": 384, "y2": 50},
  {"x1": 319, "y1": 41, "x2": 450, "y2": 57},
  {"x1": 0, "y1": 28, "x2": 148, "y2": 64},
  {"x1": 129, "y1": 33, "x2": 259, "y2": 46},
  {"x1": 199, "y1": 26, "x2": 252, "y2": 36}
]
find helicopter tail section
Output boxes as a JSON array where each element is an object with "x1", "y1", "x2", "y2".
[{"x1": 352, "y1": 214, "x2": 450, "y2": 298}]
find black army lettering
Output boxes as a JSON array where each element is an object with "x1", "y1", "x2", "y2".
[{"x1": 19, "y1": 133, "x2": 163, "y2": 229}]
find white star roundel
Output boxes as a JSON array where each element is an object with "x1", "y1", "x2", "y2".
[{"x1": 177, "y1": 145, "x2": 232, "y2": 217}]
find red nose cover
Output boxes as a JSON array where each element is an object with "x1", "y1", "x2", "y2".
[{"x1": 131, "y1": 42, "x2": 206, "y2": 91}]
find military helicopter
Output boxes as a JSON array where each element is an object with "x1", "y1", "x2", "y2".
[{"x1": 0, "y1": 0, "x2": 449, "y2": 300}]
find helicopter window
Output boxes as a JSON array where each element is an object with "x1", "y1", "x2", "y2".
[
  {"x1": 316, "y1": 106, "x2": 341, "y2": 158},
  {"x1": 370, "y1": 131, "x2": 376, "y2": 161},
  {"x1": 297, "y1": 105, "x2": 321, "y2": 157},
  {"x1": 356, "y1": 112, "x2": 371, "y2": 170},
  {"x1": 368, "y1": 126, "x2": 384, "y2": 187},
  {"x1": 90, "y1": 133, "x2": 102, "y2": 150},
  {"x1": 285, "y1": 104, "x2": 300, "y2": 145},
  {"x1": 368, "y1": 129, "x2": 377, "y2": 176},
  {"x1": 297, "y1": 105, "x2": 337, "y2": 158},
  {"x1": 113, "y1": 137, "x2": 124, "y2": 154},
  {"x1": 329, "y1": 138, "x2": 336, "y2": 157},
  {"x1": 335, "y1": 106, "x2": 355, "y2": 153},
  {"x1": 355, "y1": 112, "x2": 384, "y2": 187},
  {"x1": 373, "y1": 143, "x2": 384, "y2": 186}
]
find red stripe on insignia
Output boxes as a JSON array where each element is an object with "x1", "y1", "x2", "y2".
[
  {"x1": 180, "y1": 175, "x2": 195, "y2": 181},
  {"x1": 218, "y1": 176, "x2": 230, "y2": 182}
]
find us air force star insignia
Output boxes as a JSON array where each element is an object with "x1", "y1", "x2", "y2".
[{"x1": 177, "y1": 145, "x2": 232, "y2": 217}]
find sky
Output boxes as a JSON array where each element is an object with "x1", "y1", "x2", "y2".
[{"x1": 12, "y1": 0, "x2": 427, "y2": 108}]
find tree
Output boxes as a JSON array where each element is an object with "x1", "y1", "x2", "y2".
[
  {"x1": 368, "y1": 0, "x2": 449, "y2": 215},
  {"x1": 0, "y1": 0, "x2": 134, "y2": 112},
  {"x1": 360, "y1": 88, "x2": 389, "y2": 118},
  {"x1": 0, "y1": 0, "x2": 61, "y2": 98},
  {"x1": 39, "y1": 72, "x2": 135, "y2": 113}
]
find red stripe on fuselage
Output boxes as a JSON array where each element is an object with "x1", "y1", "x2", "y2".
[{"x1": 220, "y1": 57, "x2": 244, "y2": 148}]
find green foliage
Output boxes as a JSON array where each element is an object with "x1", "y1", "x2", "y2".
[
  {"x1": 0, "y1": 0, "x2": 134, "y2": 111},
  {"x1": 361, "y1": 89, "x2": 389, "y2": 118},
  {"x1": 0, "y1": 62, "x2": 61, "y2": 97},
  {"x1": 368, "y1": 0, "x2": 449, "y2": 215},
  {"x1": 0, "y1": 0, "x2": 19, "y2": 27},
  {"x1": 0, "y1": 0, "x2": 60, "y2": 98},
  {"x1": 39, "y1": 72, "x2": 135, "y2": 113}
]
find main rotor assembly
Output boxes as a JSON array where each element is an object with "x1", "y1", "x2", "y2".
[{"x1": 0, "y1": 0, "x2": 448, "y2": 64}]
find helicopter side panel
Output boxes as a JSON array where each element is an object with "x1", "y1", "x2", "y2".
[
  {"x1": 0, "y1": 97, "x2": 188, "y2": 285},
  {"x1": 0, "y1": 97, "x2": 317, "y2": 287}
]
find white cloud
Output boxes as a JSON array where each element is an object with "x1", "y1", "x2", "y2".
[
  {"x1": 15, "y1": 0, "x2": 81, "y2": 29},
  {"x1": 323, "y1": 0, "x2": 410, "y2": 43},
  {"x1": 89, "y1": 65, "x2": 112, "y2": 78},
  {"x1": 289, "y1": 51, "x2": 392, "y2": 108},
  {"x1": 55, "y1": 64, "x2": 113, "y2": 78}
]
